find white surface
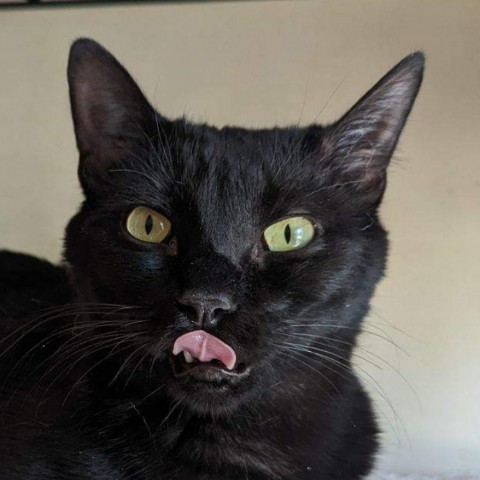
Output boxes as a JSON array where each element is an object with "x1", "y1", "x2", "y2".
[{"x1": 369, "y1": 475, "x2": 479, "y2": 480}]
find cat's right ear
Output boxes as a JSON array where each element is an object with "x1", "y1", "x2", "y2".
[{"x1": 67, "y1": 38, "x2": 156, "y2": 193}]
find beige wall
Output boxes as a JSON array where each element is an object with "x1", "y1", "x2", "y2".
[{"x1": 1, "y1": 0, "x2": 479, "y2": 476}]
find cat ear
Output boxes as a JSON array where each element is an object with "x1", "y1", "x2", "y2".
[
  {"x1": 322, "y1": 52, "x2": 424, "y2": 209},
  {"x1": 67, "y1": 38, "x2": 156, "y2": 191}
]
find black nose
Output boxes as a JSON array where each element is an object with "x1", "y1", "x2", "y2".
[{"x1": 177, "y1": 292, "x2": 236, "y2": 328}]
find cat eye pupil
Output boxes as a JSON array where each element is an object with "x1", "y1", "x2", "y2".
[
  {"x1": 285, "y1": 224, "x2": 291, "y2": 244},
  {"x1": 145, "y1": 215, "x2": 153, "y2": 235}
]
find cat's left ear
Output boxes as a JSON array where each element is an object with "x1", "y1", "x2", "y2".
[
  {"x1": 322, "y1": 52, "x2": 425, "y2": 208},
  {"x1": 67, "y1": 38, "x2": 156, "y2": 192}
]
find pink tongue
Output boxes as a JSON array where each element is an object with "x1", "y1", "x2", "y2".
[{"x1": 172, "y1": 330, "x2": 237, "y2": 370}]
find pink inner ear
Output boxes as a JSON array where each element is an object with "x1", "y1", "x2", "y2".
[{"x1": 173, "y1": 330, "x2": 237, "y2": 370}]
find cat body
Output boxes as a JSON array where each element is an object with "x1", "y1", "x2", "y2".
[{"x1": 0, "y1": 39, "x2": 424, "y2": 479}]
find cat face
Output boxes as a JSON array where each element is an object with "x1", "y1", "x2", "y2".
[{"x1": 65, "y1": 39, "x2": 423, "y2": 414}]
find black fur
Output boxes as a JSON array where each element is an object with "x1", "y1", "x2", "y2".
[{"x1": 0, "y1": 39, "x2": 424, "y2": 479}]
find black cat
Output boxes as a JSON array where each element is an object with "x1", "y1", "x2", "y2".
[{"x1": 0, "y1": 39, "x2": 424, "y2": 479}]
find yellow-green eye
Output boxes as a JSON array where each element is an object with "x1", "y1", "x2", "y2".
[
  {"x1": 263, "y1": 216, "x2": 315, "y2": 252},
  {"x1": 126, "y1": 206, "x2": 171, "y2": 244}
]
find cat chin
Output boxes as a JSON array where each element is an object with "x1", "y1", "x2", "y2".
[{"x1": 165, "y1": 368, "x2": 260, "y2": 416}]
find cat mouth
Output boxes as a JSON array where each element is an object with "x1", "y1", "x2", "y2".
[
  {"x1": 170, "y1": 354, "x2": 249, "y2": 381},
  {"x1": 170, "y1": 330, "x2": 250, "y2": 381}
]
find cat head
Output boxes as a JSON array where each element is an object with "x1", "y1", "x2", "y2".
[{"x1": 65, "y1": 39, "x2": 423, "y2": 414}]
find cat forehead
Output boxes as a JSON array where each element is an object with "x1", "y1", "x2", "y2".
[
  {"x1": 122, "y1": 121, "x2": 325, "y2": 218},
  {"x1": 168, "y1": 121, "x2": 319, "y2": 175}
]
